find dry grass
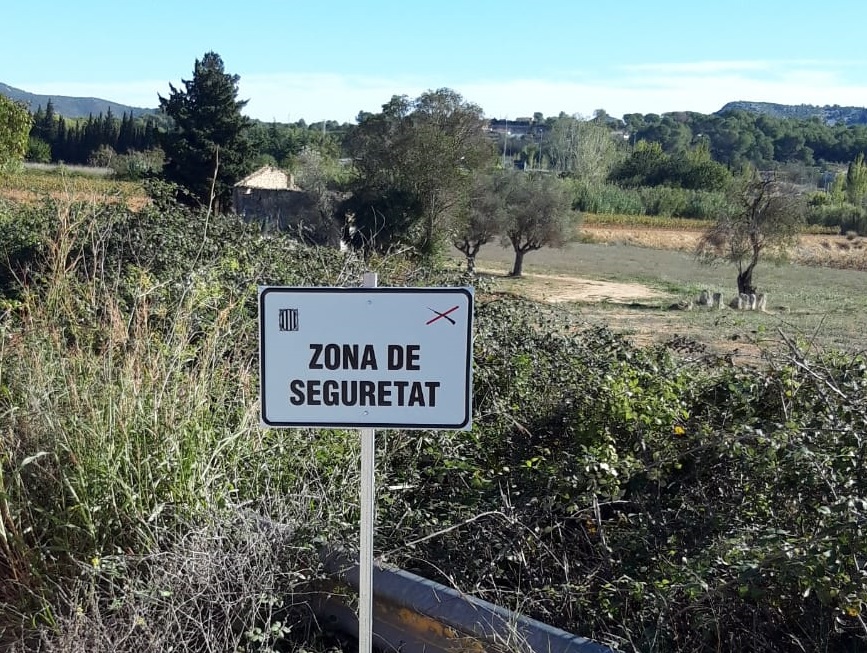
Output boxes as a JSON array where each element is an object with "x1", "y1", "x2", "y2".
[
  {"x1": 0, "y1": 198, "x2": 360, "y2": 651},
  {"x1": 1, "y1": 170, "x2": 148, "y2": 210},
  {"x1": 461, "y1": 235, "x2": 867, "y2": 361},
  {"x1": 580, "y1": 226, "x2": 867, "y2": 271}
]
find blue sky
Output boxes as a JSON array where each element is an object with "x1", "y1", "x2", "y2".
[{"x1": 4, "y1": 0, "x2": 866, "y2": 122}]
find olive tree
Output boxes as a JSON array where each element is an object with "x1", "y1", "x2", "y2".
[
  {"x1": 501, "y1": 172, "x2": 578, "y2": 277},
  {"x1": 698, "y1": 170, "x2": 805, "y2": 295},
  {"x1": 451, "y1": 171, "x2": 509, "y2": 273},
  {"x1": 290, "y1": 147, "x2": 345, "y2": 246}
]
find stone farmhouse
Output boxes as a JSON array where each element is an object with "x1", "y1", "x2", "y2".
[{"x1": 232, "y1": 166, "x2": 342, "y2": 246}]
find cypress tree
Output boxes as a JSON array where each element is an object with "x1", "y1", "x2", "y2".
[
  {"x1": 118, "y1": 112, "x2": 135, "y2": 153},
  {"x1": 846, "y1": 153, "x2": 867, "y2": 206},
  {"x1": 42, "y1": 99, "x2": 56, "y2": 142},
  {"x1": 55, "y1": 116, "x2": 67, "y2": 161},
  {"x1": 142, "y1": 118, "x2": 158, "y2": 151},
  {"x1": 101, "y1": 108, "x2": 118, "y2": 148}
]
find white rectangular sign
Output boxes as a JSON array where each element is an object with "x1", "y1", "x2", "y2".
[{"x1": 259, "y1": 287, "x2": 473, "y2": 429}]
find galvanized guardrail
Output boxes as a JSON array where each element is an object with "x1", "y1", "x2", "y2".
[{"x1": 313, "y1": 550, "x2": 613, "y2": 653}]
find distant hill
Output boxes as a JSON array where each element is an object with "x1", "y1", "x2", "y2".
[
  {"x1": 0, "y1": 82, "x2": 156, "y2": 119},
  {"x1": 717, "y1": 101, "x2": 867, "y2": 126}
]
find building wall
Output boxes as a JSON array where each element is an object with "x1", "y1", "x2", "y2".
[{"x1": 232, "y1": 187, "x2": 342, "y2": 246}]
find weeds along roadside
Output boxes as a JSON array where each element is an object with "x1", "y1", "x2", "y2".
[
  {"x1": 0, "y1": 193, "x2": 423, "y2": 651},
  {"x1": 379, "y1": 299, "x2": 867, "y2": 652},
  {"x1": 1, "y1": 192, "x2": 865, "y2": 652}
]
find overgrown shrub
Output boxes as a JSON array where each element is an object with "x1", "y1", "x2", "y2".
[
  {"x1": 0, "y1": 191, "x2": 480, "y2": 650},
  {"x1": 381, "y1": 298, "x2": 867, "y2": 652},
  {"x1": 569, "y1": 180, "x2": 731, "y2": 220},
  {"x1": 2, "y1": 191, "x2": 865, "y2": 652},
  {"x1": 808, "y1": 202, "x2": 867, "y2": 235},
  {"x1": 0, "y1": 196, "x2": 368, "y2": 649},
  {"x1": 0, "y1": 198, "x2": 52, "y2": 298},
  {"x1": 109, "y1": 148, "x2": 165, "y2": 180},
  {"x1": 6, "y1": 515, "x2": 329, "y2": 653}
]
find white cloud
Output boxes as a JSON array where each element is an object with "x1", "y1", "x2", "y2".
[
  {"x1": 460, "y1": 60, "x2": 867, "y2": 121},
  {"x1": 14, "y1": 60, "x2": 867, "y2": 123},
  {"x1": 239, "y1": 60, "x2": 867, "y2": 122},
  {"x1": 621, "y1": 60, "x2": 773, "y2": 75}
]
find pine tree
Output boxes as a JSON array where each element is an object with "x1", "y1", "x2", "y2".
[{"x1": 159, "y1": 51, "x2": 254, "y2": 211}]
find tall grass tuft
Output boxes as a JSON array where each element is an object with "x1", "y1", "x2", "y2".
[
  {"x1": 567, "y1": 179, "x2": 731, "y2": 220},
  {"x1": 0, "y1": 196, "x2": 366, "y2": 650}
]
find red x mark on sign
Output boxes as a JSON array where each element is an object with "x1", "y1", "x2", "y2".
[{"x1": 426, "y1": 305, "x2": 460, "y2": 325}]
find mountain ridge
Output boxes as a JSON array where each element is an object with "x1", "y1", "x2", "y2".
[
  {"x1": 716, "y1": 100, "x2": 867, "y2": 125},
  {"x1": 4, "y1": 81, "x2": 867, "y2": 127},
  {"x1": 0, "y1": 82, "x2": 156, "y2": 119}
]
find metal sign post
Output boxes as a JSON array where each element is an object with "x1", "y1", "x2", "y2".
[
  {"x1": 258, "y1": 276, "x2": 473, "y2": 653},
  {"x1": 358, "y1": 271, "x2": 376, "y2": 653}
]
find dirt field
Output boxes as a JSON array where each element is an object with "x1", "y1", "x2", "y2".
[{"x1": 476, "y1": 268, "x2": 666, "y2": 303}]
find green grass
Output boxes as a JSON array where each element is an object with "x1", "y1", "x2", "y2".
[{"x1": 463, "y1": 241, "x2": 867, "y2": 355}]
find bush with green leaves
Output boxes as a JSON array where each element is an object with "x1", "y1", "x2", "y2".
[
  {"x1": 808, "y1": 201, "x2": 867, "y2": 235},
  {"x1": 109, "y1": 148, "x2": 165, "y2": 180},
  {"x1": 0, "y1": 189, "x2": 478, "y2": 650},
  {"x1": 0, "y1": 198, "x2": 52, "y2": 299},
  {"x1": 608, "y1": 141, "x2": 731, "y2": 192},
  {"x1": 2, "y1": 188, "x2": 866, "y2": 652},
  {"x1": 26, "y1": 137, "x2": 52, "y2": 163},
  {"x1": 569, "y1": 179, "x2": 731, "y2": 220},
  {"x1": 380, "y1": 298, "x2": 867, "y2": 652}
]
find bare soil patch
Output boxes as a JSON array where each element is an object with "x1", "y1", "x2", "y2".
[
  {"x1": 475, "y1": 265, "x2": 767, "y2": 364},
  {"x1": 478, "y1": 267, "x2": 665, "y2": 304}
]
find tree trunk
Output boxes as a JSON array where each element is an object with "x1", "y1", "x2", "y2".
[
  {"x1": 466, "y1": 255, "x2": 475, "y2": 274},
  {"x1": 737, "y1": 267, "x2": 756, "y2": 295},
  {"x1": 511, "y1": 249, "x2": 525, "y2": 277},
  {"x1": 738, "y1": 249, "x2": 760, "y2": 295}
]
